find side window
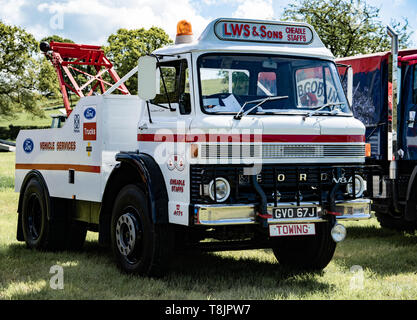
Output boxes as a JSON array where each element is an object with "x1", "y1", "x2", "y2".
[
  {"x1": 159, "y1": 66, "x2": 176, "y2": 94},
  {"x1": 231, "y1": 70, "x2": 249, "y2": 95},
  {"x1": 200, "y1": 69, "x2": 249, "y2": 96},
  {"x1": 151, "y1": 59, "x2": 191, "y2": 114}
]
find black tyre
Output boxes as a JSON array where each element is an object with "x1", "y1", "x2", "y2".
[
  {"x1": 21, "y1": 178, "x2": 66, "y2": 250},
  {"x1": 110, "y1": 184, "x2": 174, "y2": 276},
  {"x1": 375, "y1": 211, "x2": 416, "y2": 233},
  {"x1": 271, "y1": 222, "x2": 336, "y2": 271}
]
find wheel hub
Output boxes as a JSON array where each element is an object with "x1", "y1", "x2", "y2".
[
  {"x1": 115, "y1": 213, "x2": 137, "y2": 256},
  {"x1": 28, "y1": 195, "x2": 42, "y2": 240}
]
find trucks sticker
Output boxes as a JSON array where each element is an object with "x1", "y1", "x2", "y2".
[{"x1": 83, "y1": 123, "x2": 97, "y2": 141}]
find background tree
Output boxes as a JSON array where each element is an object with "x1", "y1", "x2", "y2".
[
  {"x1": 0, "y1": 21, "x2": 41, "y2": 118},
  {"x1": 104, "y1": 27, "x2": 173, "y2": 94},
  {"x1": 37, "y1": 35, "x2": 75, "y2": 103},
  {"x1": 281, "y1": 0, "x2": 413, "y2": 57}
]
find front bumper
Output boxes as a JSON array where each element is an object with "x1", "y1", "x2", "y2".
[{"x1": 194, "y1": 199, "x2": 372, "y2": 226}]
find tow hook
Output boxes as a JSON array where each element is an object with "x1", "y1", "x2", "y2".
[{"x1": 256, "y1": 212, "x2": 272, "y2": 228}]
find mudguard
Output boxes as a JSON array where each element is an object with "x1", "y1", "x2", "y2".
[
  {"x1": 117, "y1": 152, "x2": 169, "y2": 224},
  {"x1": 98, "y1": 152, "x2": 169, "y2": 246},
  {"x1": 101, "y1": 151, "x2": 169, "y2": 226}
]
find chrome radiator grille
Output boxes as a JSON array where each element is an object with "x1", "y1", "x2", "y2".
[{"x1": 200, "y1": 144, "x2": 365, "y2": 159}]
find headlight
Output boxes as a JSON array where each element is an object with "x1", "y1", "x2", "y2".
[
  {"x1": 208, "y1": 177, "x2": 230, "y2": 202},
  {"x1": 346, "y1": 175, "x2": 366, "y2": 197},
  {"x1": 331, "y1": 223, "x2": 347, "y2": 242}
]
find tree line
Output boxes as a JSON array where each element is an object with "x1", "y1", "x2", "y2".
[{"x1": 0, "y1": 0, "x2": 412, "y2": 118}]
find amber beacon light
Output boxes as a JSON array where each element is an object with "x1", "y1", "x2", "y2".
[{"x1": 175, "y1": 20, "x2": 193, "y2": 44}]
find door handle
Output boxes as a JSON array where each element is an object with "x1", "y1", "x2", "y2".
[{"x1": 138, "y1": 123, "x2": 148, "y2": 130}]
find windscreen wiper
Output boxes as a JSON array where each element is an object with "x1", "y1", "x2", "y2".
[
  {"x1": 303, "y1": 102, "x2": 345, "y2": 118},
  {"x1": 233, "y1": 95, "x2": 289, "y2": 120}
]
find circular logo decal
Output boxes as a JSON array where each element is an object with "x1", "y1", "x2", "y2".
[
  {"x1": 23, "y1": 138, "x2": 34, "y2": 153},
  {"x1": 84, "y1": 107, "x2": 96, "y2": 120}
]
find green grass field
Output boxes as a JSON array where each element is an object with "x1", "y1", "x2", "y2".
[
  {"x1": 0, "y1": 110, "x2": 56, "y2": 128},
  {"x1": 1, "y1": 152, "x2": 417, "y2": 300}
]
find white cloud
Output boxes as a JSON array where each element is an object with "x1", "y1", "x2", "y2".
[
  {"x1": 0, "y1": 0, "x2": 27, "y2": 25},
  {"x1": 36, "y1": 0, "x2": 211, "y2": 43},
  {"x1": 393, "y1": 0, "x2": 405, "y2": 7},
  {"x1": 232, "y1": 0, "x2": 275, "y2": 20},
  {"x1": 25, "y1": 24, "x2": 50, "y2": 40}
]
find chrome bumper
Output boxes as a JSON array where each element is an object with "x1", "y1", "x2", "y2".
[{"x1": 194, "y1": 199, "x2": 372, "y2": 226}]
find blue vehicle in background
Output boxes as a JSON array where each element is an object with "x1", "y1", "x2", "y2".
[{"x1": 337, "y1": 27, "x2": 417, "y2": 231}]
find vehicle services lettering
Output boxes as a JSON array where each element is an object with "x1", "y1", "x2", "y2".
[{"x1": 40, "y1": 141, "x2": 76, "y2": 151}]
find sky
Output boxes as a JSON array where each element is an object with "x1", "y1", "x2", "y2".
[{"x1": 0, "y1": 0, "x2": 416, "y2": 47}]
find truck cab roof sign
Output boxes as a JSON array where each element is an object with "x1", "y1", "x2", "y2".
[{"x1": 214, "y1": 20, "x2": 313, "y2": 45}]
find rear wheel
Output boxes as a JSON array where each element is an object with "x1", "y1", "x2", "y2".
[
  {"x1": 375, "y1": 211, "x2": 416, "y2": 233},
  {"x1": 110, "y1": 184, "x2": 174, "y2": 276},
  {"x1": 21, "y1": 178, "x2": 66, "y2": 250},
  {"x1": 271, "y1": 222, "x2": 336, "y2": 271}
]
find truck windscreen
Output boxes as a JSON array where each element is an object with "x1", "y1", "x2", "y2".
[{"x1": 198, "y1": 53, "x2": 351, "y2": 115}]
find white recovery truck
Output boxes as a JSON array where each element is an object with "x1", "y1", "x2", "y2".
[{"x1": 15, "y1": 18, "x2": 371, "y2": 275}]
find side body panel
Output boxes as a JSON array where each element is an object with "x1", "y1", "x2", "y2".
[{"x1": 15, "y1": 95, "x2": 143, "y2": 204}]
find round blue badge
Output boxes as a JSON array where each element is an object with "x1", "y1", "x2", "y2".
[
  {"x1": 84, "y1": 107, "x2": 96, "y2": 120},
  {"x1": 23, "y1": 138, "x2": 34, "y2": 153}
]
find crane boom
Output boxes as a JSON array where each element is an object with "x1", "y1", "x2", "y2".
[{"x1": 40, "y1": 41, "x2": 130, "y2": 116}]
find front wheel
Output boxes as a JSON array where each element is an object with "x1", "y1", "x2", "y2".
[
  {"x1": 271, "y1": 222, "x2": 336, "y2": 271},
  {"x1": 110, "y1": 184, "x2": 174, "y2": 276}
]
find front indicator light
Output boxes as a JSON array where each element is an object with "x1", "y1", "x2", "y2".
[{"x1": 365, "y1": 143, "x2": 371, "y2": 157}]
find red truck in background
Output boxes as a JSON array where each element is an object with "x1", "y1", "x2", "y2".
[{"x1": 337, "y1": 27, "x2": 417, "y2": 231}]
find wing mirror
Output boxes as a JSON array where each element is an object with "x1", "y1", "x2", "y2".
[{"x1": 137, "y1": 55, "x2": 157, "y2": 101}]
